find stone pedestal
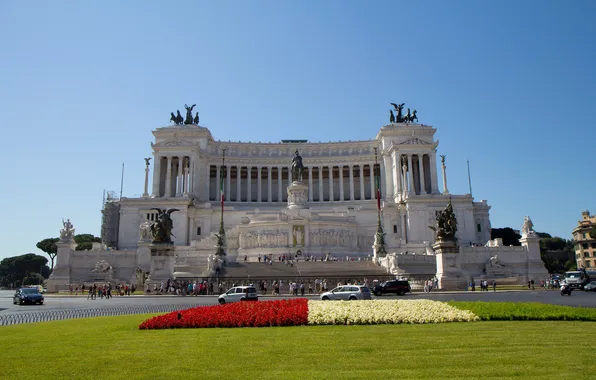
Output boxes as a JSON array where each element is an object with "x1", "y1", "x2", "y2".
[
  {"x1": 146, "y1": 244, "x2": 175, "y2": 283},
  {"x1": 519, "y1": 233, "x2": 549, "y2": 283},
  {"x1": 136, "y1": 241, "x2": 152, "y2": 272},
  {"x1": 433, "y1": 240, "x2": 465, "y2": 290},
  {"x1": 46, "y1": 240, "x2": 76, "y2": 292},
  {"x1": 287, "y1": 181, "x2": 309, "y2": 209}
]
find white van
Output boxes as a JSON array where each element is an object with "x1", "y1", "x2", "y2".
[{"x1": 218, "y1": 286, "x2": 259, "y2": 304}]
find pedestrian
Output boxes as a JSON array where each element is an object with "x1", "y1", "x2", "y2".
[{"x1": 492, "y1": 280, "x2": 496, "y2": 292}]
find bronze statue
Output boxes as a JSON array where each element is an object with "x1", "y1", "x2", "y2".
[
  {"x1": 429, "y1": 201, "x2": 457, "y2": 241},
  {"x1": 411, "y1": 109, "x2": 418, "y2": 123},
  {"x1": 291, "y1": 150, "x2": 304, "y2": 182},
  {"x1": 144, "y1": 157, "x2": 152, "y2": 166},
  {"x1": 389, "y1": 110, "x2": 395, "y2": 123},
  {"x1": 440, "y1": 154, "x2": 446, "y2": 165},
  {"x1": 390, "y1": 103, "x2": 407, "y2": 123},
  {"x1": 405, "y1": 108, "x2": 412, "y2": 123},
  {"x1": 193, "y1": 112, "x2": 199, "y2": 125},
  {"x1": 170, "y1": 111, "x2": 183, "y2": 125},
  {"x1": 184, "y1": 104, "x2": 196, "y2": 125},
  {"x1": 149, "y1": 208, "x2": 180, "y2": 244}
]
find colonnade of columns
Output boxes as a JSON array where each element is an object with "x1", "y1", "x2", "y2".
[
  {"x1": 208, "y1": 164, "x2": 378, "y2": 203},
  {"x1": 392, "y1": 152, "x2": 436, "y2": 196},
  {"x1": 151, "y1": 155, "x2": 191, "y2": 197}
]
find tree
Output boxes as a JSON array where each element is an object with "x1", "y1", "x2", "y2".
[
  {"x1": 74, "y1": 234, "x2": 102, "y2": 251},
  {"x1": 490, "y1": 228, "x2": 522, "y2": 246},
  {"x1": 590, "y1": 226, "x2": 596, "y2": 239},
  {"x1": 0, "y1": 254, "x2": 50, "y2": 288},
  {"x1": 36, "y1": 238, "x2": 59, "y2": 270}
]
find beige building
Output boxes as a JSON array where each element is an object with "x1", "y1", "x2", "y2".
[{"x1": 572, "y1": 210, "x2": 596, "y2": 269}]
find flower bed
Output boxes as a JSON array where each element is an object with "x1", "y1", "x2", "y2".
[
  {"x1": 139, "y1": 299, "x2": 478, "y2": 329},
  {"x1": 139, "y1": 299, "x2": 308, "y2": 329},
  {"x1": 308, "y1": 299, "x2": 478, "y2": 325}
]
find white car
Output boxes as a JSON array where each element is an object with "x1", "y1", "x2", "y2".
[
  {"x1": 320, "y1": 285, "x2": 372, "y2": 301},
  {"x1": 218, "y1": 286, "x2": 259, "y2": 304}
]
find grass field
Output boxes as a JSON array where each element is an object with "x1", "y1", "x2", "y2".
[{"x1": 2, "y1": 314, "x2": 595, "y2": 379}]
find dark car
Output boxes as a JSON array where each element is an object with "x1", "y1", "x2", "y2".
[
  {"x1": 584, "y1": 281, "x2": 596, "y2": 292},
  {"x1": 13, "y1": 288, "x2": 45, "y2": 305},
  {"x1": 373, "y1": 280, "x2": 411, "y2": 296}
]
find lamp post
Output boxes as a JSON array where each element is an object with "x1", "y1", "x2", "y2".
[
  {"x1": 373, "y1": 147, "x2": 387, "y2": 261},
  {"x1": 215, "y1": 149, "x2": 227, "y2": 260}
]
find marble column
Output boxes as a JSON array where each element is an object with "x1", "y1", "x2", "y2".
[
  {"x1": 407, "y1": 154, "x2": 414, "y2": 194},
  {"x1": 288, "y1": 167, "x2": 292, "y2": 184},
  {"x1": 165, "y1": 156, "x2": 173, "y2": 197},
  {"x1": 225, "y1": 164, "x2": 231, "y2": 201},
  {"x1": 183, "y1": 163, "x2": 190, "y2": 195},
  {"x1": 151, "y1": 154, "x2": 161, "y2": 197},
  {"x1": 383, "y1": 154, "x2": 393, "y2": 201},
  {"x1": 267, "y1": 166, "x2": 272, "y2": 202},
  {"x1": 441, "y1": 157, "x2": 449, "y2": 195},
  {"x1": 418, "y1": 154, "x2": 426, "y2": 195},
  {"x1": 257, "y1": 166, "x2": 262, "y2": 202},
  {"x1": 246, "y1": 166, "x2": 252, "y2": 203},
  {"x1": 277, "y1": 166, "x2": 282, "y2": 202},
  {"x1": 308, "y1": 166, "x2": 313, "y2": 202},
  {"x1": 318, "y1": 166, "x2": 324, "y2": 202},
  {"x1": 402, "y1": 163, "x2": 408, "y2": 198},
  {"x1": 369, "y1": 163, "x2": 375, "y2": 200},
  {"x1": 430, "y1": 153, "x2": 438, "y2": 194},
  {"x1": 349, "y1": 165, "x2": 354, "y2": 200},
  {"x1": 393, "y1": 152, "x2": 401, "y2": 196},
  {"x1": 329, "y1": 166, "x2": 334, "y2": 201},
  {"x1": 143, "y1": 162, "x2": 150, "y2": 198},
  {"x1": 339, "y1": 165, "x2": 344, "y2": 201},
  {"x1": 176, "y1": 157, "x2": 184, "y2": 196},
  {"x1": 236, "y1": 165, "x2": 242, "y2": 201},
  {"x1": 359, "y1": 164, "x2": 365, "y2": 200}
]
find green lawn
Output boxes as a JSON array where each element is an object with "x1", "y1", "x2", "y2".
[{"x1": 2, "y1": 315, "x2": 595, "y2": 379}]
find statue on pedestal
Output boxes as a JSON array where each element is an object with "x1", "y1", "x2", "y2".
[
  {"x1": 429, "y1": 201, "x2": 457, "y2": 242},
  {"x1": 291, "y1": 150, "x2": 304, "y2": 182},
  {"x1": 521, "y1": 216, "x2": 536, "y2": 237},
  {"x1": 193, "y1": 112, "x2": 199, "y2": 125},
  {"x1": 149, "y1": 208, "x2": 179, "y2": 244},
  {"x1": 139, "y1": 220, "x2": 153, "y2": 241},
  {"x1": 60, "y1": 218, "x2": 75, "y2": 240}
]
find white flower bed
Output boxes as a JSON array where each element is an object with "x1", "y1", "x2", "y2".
[{"x1": 307, "y1": 299, "x2": 478, "y2": 325}]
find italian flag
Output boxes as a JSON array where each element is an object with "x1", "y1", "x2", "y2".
[{"x1": 220, "y1": 169, "x2": 225, "y2": 209}]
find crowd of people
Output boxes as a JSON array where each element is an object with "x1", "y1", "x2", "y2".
[{"x1": 67, "y1": 283, "x2": 136, "y2": 299}]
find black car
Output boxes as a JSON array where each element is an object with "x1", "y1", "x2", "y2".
[
  {"x1": 373, "y1": 280, "x2": 411, "y2": 296},
  {"x1": 13, "y1": 288, "x2": 44, "y2": 305}
]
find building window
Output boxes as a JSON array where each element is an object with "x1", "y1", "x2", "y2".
[
  {"x1": 476, "y1": 223, "x2": 481, "y2": 233},
  {"x1": 586, "y1": 261, "x2": 592, "y2": 268},
  {"x1": 583, "y1": 243, "x2": 589, "y2": 249},
  {"x1": 584, "y1": 233, "x2": 587, "y2": 239},
  {"x1": 592, "y1": 243, "x2": 596, "y2": 249},
  {"x1": 393, "y1": 225, "x2": 398, "y2": 234},
  {"x1": 585, "y1": 252, "x2": 591, "y2": 258},
  {"x1": 196, "y1": 227, "x2": 201, "y2": 236}
]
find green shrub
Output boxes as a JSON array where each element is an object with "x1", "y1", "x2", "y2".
[{"x1": 448, "y1": 301, "x2": 596, "y2": 321}]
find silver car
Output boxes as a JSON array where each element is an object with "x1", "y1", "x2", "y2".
[{"x1": 320, "y1": 285, "x2": 372, "y2": 301}]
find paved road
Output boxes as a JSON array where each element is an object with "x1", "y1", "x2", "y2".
[{"x1": 2, "y1": 289, "x2": 595, "y2": 316}]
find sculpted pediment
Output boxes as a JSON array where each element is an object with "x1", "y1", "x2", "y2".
[
  {"x1": 398, "y1": 137, "x2": 433, "y2": 145},
  {"x1": 153, "y1": 139, "x2": 196, "y2": 148}
]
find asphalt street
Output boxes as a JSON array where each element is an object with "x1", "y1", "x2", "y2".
[{"x1": 1, "y1": 289, "x2": 595, "y2": 316}]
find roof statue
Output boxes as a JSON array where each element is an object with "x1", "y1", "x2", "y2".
[
  {"x1": 521, "y1": 216, "x2": 536, "y2": 237},
  {"x1": 389, "y1": 103, "x2": 418, "y2": 123},
  {"x1": 184, "y1": 104, "x2": 196, "y2": 125}
]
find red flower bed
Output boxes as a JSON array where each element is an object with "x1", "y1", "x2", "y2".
[{"x1": 139, "y1": 299, "x2": 309, "y2": 329}]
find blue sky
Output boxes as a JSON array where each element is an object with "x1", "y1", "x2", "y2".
[{"x1": 1, "y1": 0, "x2": 594, "y2": 260}]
